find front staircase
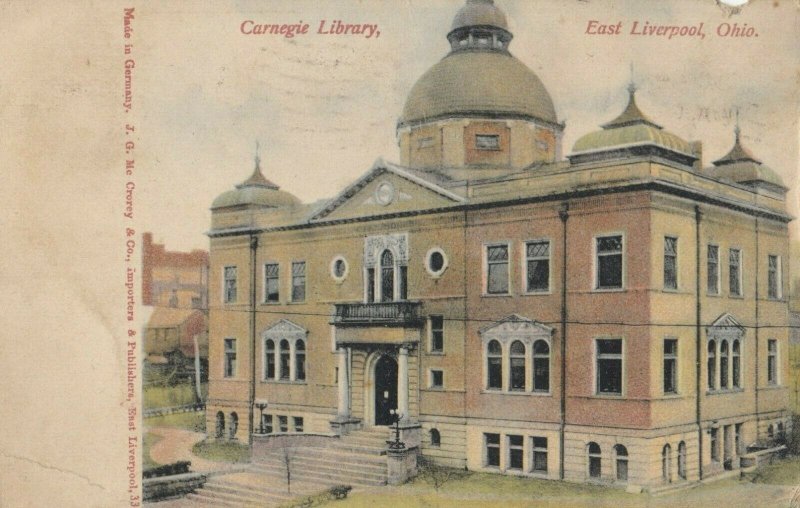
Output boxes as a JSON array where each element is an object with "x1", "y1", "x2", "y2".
[{"x1": 187, "y1": 427, "x2": 390, "y2": 506}]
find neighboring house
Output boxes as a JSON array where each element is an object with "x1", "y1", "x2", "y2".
[
  {"x1": 205, "y1": 0, "x2": 791, "y2": 489},
  {"x1": 142, "y1": 232, "x2": 209, "y2": 310},
  {"x1": 144, "y1": 307, "x2": 208, "y2": 378}
]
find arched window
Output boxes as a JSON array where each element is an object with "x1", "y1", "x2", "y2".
[
  {"x1": 487, "y1": 340, "x2": 502, "y2": 390},
  {"x1": 215, "y1": 411, "x2": 225, "y2": 439},
  {"x1": 707, "y1": 340, "x2": 716, "y2": 390},
  {"x1": 677, "y1": 441, "x2": 687, "y2": 480},
  {"x1": 265, "y1": 339, "x2": 275, "y2": 380},
  {"x1": 720, "y1": 340, "x2": 729, "y2": 389},
  {"x1": 430, "y1": 428, "x2": 441, "y2": 447},
  {"x1": 380, "y1": 250, "x2": 394, "y2": 302},
  {"x1": 588, "y1": 442, "x2": 602, "y2": 478},
  {"x1": 662, "y1": 444, "x2": 672, "y2": 483},
  {"x1": 509, "y1": 340, "x2": 526, "y2": 391},
  {"x1": 280, "y1": 339, "x2": 291, "y2": 380},
  {"x1": 778, "y1": 422, "x2": 786, "y2": 442},
  {"x1": 533, "y1": 340, "x2": 550, "y2": 392},
  {"x1": 614, "y1": 445, "x2": 628, "y2": 481},
  {"x1": 295, "y1": 340, "x2": 306, "y2": 381},
  {"x1": 732, "y1": 340, "x2": 741, "y2": 388},
  {"x1": 768, "y1": 424, "x2": 774, "y2": 439},
  {"x1": 229, "y1": 412, "x2": 238, "y2": 439}
]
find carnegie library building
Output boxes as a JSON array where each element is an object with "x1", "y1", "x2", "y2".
[{"x1": 205, "y1": 0, "x2": 792, "y2": 490}]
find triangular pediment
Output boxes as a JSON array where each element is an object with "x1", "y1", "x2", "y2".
[
  {"x1": 309, "y1": 159, "x2": 465, "y2": 222},
  {"x1": 262, "y1": 319, "x2": 307, "y2": 338},
  {"x1": 707, "y1": 313, "x2": 744, "y2": 334},
  {"x1": 480, "y1": 314, "x2": 553, "y2": 338}
]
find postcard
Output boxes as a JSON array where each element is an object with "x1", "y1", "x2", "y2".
[{"x1": 0, "y1": 1, "x2": 797, "y2": 507}]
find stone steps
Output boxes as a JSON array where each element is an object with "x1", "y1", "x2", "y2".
[{"x1": 186, "y1": 428, "x2": 392, "y2": 505}]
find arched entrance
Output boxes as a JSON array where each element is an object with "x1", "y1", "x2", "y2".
[{"x1": 374, "y1": 355, "x2": 398, "y2": 425}]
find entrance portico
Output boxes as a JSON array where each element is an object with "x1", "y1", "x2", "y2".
[{"x1": 330, "y1": 300, "x2": 422, "y2": 433}]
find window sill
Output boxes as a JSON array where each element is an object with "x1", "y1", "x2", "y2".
[
  {"x1": 480, "y1": 390, "x2": 552, "y2": 397},
  {"x1": 287, "y1": 301, "x2": 307, "y2": 305},
  {"x1": 428, "y1": 351, "x2": 445, "y2": 356},
  {"x1": 660, "y1": 392, "x2": 684, "y2": 399},
  {"x1": 705, "y1": 388, "x2": 744, "y2": 395},
  {"x1": 592, "y1": 393, "x2": 623, "y2": 398},
  {"x1": 261, "y1": 301, "x2": 281, "y2": 305},
  {"x1": 429, "y1": 386, "x2": 444, "y2": 391},
  {"x1": 482, "y1": 293, "x2": 513, "y2": 298},
  {"x1": 759, "y1": 384, "x2": 784, "y2": 391},
  {"x1": 522, "y1": 290, "x2": 551, "y2": 296},
  {"x1": 261, "y1": 380, "x2": 307, "y2": 385},
  {"x1": 706, "y1": 292, "x2": 721, "y2": 298},
  {"x1": 591, "y1": 287, "x2": 625, "y2": 293},
  {"x1": 728, "y1": 295, "x2": 745, "y2": 300},
  {"x1": 661, "y1": 287, "x2": 680, "y2": 293}
]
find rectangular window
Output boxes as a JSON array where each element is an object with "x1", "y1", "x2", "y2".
[
  {"x1": 291, "y1": 261, "x2": 306, "y2": 302},
  {"x1": 710, "y1": 427, "x2": 719, "y2": 462},
  {"x1": 224, "y1": 338, "x2": 236, "y2": 378},
  {"x1": 278, "y1": 415, "x2": 288, "y2": 433},
  {"x1": 430, "y1": 369, "x2": 443, "y2": 389},
  {"x1": 664, "y1": 237, "x2": 678, "y2": 290},
  {"x1": 596, "y1": 235, "x2": 623, "y2": 289},
  {"x1": 768, "y1": 339, "x2": 777, "y2": 385},
  {"x1": 367, "y1": 268, "x2": 375, "y2": 302},
  {"x1": 663, "y1": 339, "x2": 678, "y2": 394},
  {"x1": 476, "y1": 134, "x2": 500, "y2": 150},
  {"x1": 768, "y1": 255, "x2": 781, "y2": 299},
  {"x1": 223, "y1": 266, "x2": 237, "y2": 303},
  {"x1": 735, "y1": 423, "x2": 743, "y2": 455},
  {"x1": 532, "y1": 437, "x2": 548, "y2": 473},
  {"x1": 293, "y1": 417, "x2": 304, "y2": 433},
  {"x1": 508, "y1": 435, "x2": 524, "y2": 470},
  {"x1": 430, "y1": 315, "x2": 444, "y2": 353},
  {"x1": 485, "y1": 433, "x2": 500, "y2": 467},
  {"x1": 729, "y1": 248, "x2": 742, "y2": 296},
  {"x1": 262, "y1": 414, "x2": 273, "y2": 434},
  {"x1": 264, "y1": 263, "x2": 279, "y2": 303},
  {"x1": 707, "y1": 245, "x2": 719, "y2": 295},
  {"x1": 486, "y1": 244, "x2": 509, "y2": 294},
  {"x1": 526, "y1": 240, "x2": 550, "y2": 292},
  {"x1": 596, "y1": 339, "x2": 622, "y2": 395},
  {"x1": 399, "y1": 265, "x2": 408, "y2": 300}
]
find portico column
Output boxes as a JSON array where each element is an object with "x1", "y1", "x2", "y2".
[
  {"x1": 337, "y1": 347, "x2": 350, "y2": 418},
  {"x1": 398, "y1": 346, "x2": 409, "y2": 420}
]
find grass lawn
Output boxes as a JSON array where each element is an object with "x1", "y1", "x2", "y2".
[
  {"x1": 192, "y1": 438, "x2": 251, "y2": 464},
  {"x1": 142, "y1": 431, "x2": 163, "y2": 469},
  {"x1": 143, "y1": 382, "x2": 207, "y2": 409},
  {"x1": 144, "y1": 410, "x2": 205, "y2": 432},
  {"x1": 750, "y1": 455, "x2": 800, "y2": 485},
  {"x1": 325, "y1": 457, "x2": 800, "y2": 508}
]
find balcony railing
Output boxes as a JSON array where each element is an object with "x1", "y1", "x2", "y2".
[{"x1": 333, "y1": 301, "x2": 423, "y2": 326}]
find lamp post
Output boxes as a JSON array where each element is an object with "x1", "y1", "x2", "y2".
[
  {"x1": 255, "y1": 402, "x2": 268, "y2": 434},
  {"x1": 387, "y1": 408, "x2": 406, "y2": 450}
]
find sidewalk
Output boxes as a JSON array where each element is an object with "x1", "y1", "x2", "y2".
[{"x1": 147, "y1": 427, "x2": 245, "y2": 474}]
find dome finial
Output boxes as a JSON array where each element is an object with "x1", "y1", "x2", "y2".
[
  {"x1": 734, "y1": 107, "x2": 741, "y2": 141},
  {"x1": 627, "y1": 62, "x2": 637, "y2": 96},
  {"x1": 254, "y1": 140, "x2": 262, "y2": 170}
]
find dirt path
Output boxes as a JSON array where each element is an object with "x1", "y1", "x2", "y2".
[{"x1": 147, "y1": 427, "x2": 242, "y2": 474}]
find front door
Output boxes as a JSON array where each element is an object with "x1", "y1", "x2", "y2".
[{"x1": 374, "y1": 355, "x2": 398, "y2": 425}]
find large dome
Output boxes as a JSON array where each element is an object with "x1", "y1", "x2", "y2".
[{"x1": 399, "y1": 51, "x2": 558, "y2": 127}]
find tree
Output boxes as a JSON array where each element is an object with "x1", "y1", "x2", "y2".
[{"x1": 280, "y1": 443, "x2": 297, "y2": 494}]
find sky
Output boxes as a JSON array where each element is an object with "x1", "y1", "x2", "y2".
[{"x1": 134, "y1": 0, "x2": 800, "y2": 252}]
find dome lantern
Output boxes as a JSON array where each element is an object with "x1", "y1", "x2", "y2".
[{"x1": 447, "y1": 0, "x2": 512, "y2": 53}]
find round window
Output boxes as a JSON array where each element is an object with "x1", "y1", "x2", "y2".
[
  {"x1": 425, "y1": 248, "x2": 448, "y2": 277},
  {"x1": 330, "y1": 256, "x2": 348, "y2": 282}
]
